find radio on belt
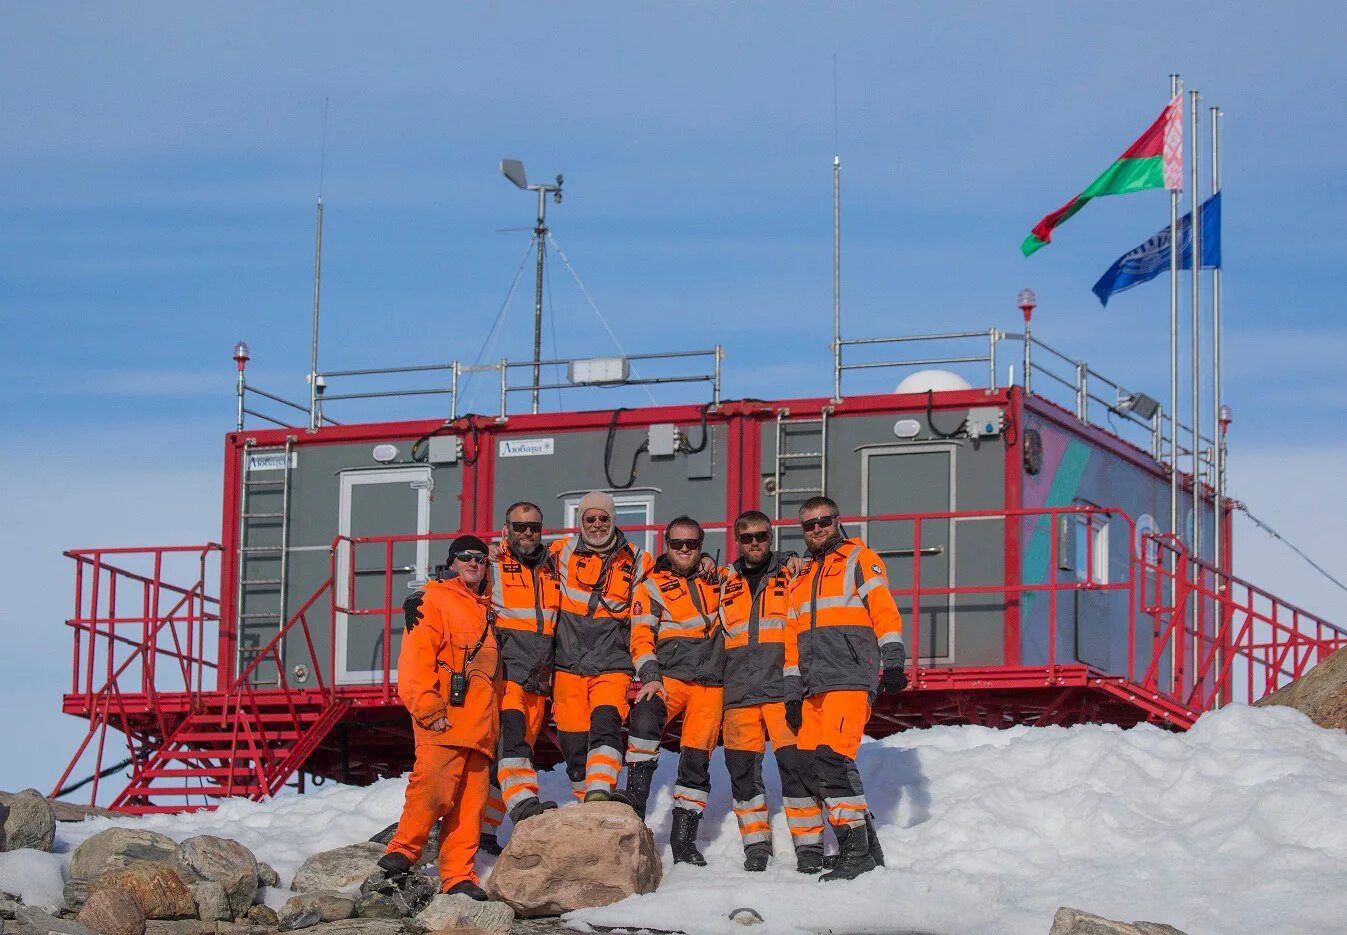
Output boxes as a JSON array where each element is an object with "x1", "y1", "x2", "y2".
[{"x1": 966, "y1": 407, "x2": 1004, "y2": 439}]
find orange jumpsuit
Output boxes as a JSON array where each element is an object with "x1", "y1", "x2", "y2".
[
  {"x1": 490, "y1": 543, "x2": 561, "y2": 819},
  {"x1": 549, "y1": 533, "x2": 652, "y2": 798},
  {"x1": 784, "y1": 537, "x2": 904, "y2": 830},
  {"x1": 626, "y1": 560, "x2": 724, "y2": 814},
  {"x1": 386, "y1": 575, "x2": 500, "y2": 891},
  {"x1": 719, "y1": 552, "x2": 823, "y2": 856}
]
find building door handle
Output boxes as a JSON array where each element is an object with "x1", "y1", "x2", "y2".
[{"x1": 875, "y1": 546, "x2": 944, "y2": 558}]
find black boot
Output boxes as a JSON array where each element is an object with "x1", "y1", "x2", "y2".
[
  {"x1": 795, "y1": 846, "x2": 823, "y2": 874},
  {"x1": 865, "y1": 812, "x2": 885, "y2": 868},
  {"x1": 477, "y1": 832, "x2": 503, "y2": 856},
  {"x1": 623, "y1": 760, "x2": 658, "y2": 819},
  {"x1": 669, "y1": 807, "x2": 707, "y2": 866},
  {"x1": 443, "y1": 880, "x2": 489, "y2": 901},
  {"x1": 820, "y1": 823, "x2": 877, "y2": 882},
  {"x1": 743, "y1": 843, "x2": 771, "y2": 872},
  {"x1": 376, "y1": 851, "x2": 413, "y2": 875},
  {"x1": 509, "y1": 797, "x2": 557, "y2": 824}
]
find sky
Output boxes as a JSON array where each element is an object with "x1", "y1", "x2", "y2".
[{"x1": 2, "y1": 3, "x2": 1345, "y2": 793}]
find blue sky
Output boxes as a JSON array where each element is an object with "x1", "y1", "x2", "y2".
[{"x1": 2, "y1": 3, "x2": 1345, "y2": 792}]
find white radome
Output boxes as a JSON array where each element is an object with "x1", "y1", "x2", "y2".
[{"x1": 895, "y1": 369, "x2": 973, "y2": 394}]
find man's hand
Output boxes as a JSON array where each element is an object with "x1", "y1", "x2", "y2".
[
  {"x1": 697, "y1": 553, "x2": 722, "y2": 583},
  {"x1": 783, "y1": 555, "x2": 803, "y2": 578},
  {"x1": 426, "y1": 717, "x2": 448, "y2": 732},
  {"x1": 488, "y1": 541, "x2": 504, "y2": 563},
  {"x1": 402, "y1": 592, "x2": 425, "y2": 633},
  {"x1": 634, "y1": 679, "x2": 667, "y2": 703},
  {"x1": 785, "y1": 698, "x2": 803, "y2": 732},
  {"x1": 879, "y1": 667, "x2": 909, "y2": 695}
]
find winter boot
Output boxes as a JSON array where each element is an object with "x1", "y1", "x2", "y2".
[
  {"x1": 743, "y1": 843, "x2": 771, "y2": 872},
  {"x1": 623, "y1": 760, "x2": 659, "y2": 819},
  {"x1": 477, "y1": 832, "x2": 503, "y2": 856},
  {"x1": 375, "y1": 852, "x2": 413, "y2": 876},
  {"x1": 582, "y1": 789, "x2": 610, "y2": 803},
  {"x1": 864, "y1": 812, "x2": 885, "y2": 868},
  {"x1": 669, "y1": 807, "x2": 708, "y2": 866},
  {"x1": 509, "y1": 797, "x2": 558, "y2": 824},
  {"x1": 795, "y1": 846, "x2": 824, "y2": 874},
  {"x1": 443, "y1": 880, "x2": 489, "y2": 901},
  {"x1": 820, "y1": 823, "x2": 877, "y2": 882}
]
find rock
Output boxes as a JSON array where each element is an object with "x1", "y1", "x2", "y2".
[
  {"x1": 186, "y1": 883, "x2": 230, "y2": 923},
  {"x1": 71, "y1": 831, "x2": 178, "y2": 883},
  {"x1": 354, "y1": 871, "x2": 434, "y2": 919},
  {"x1": 1, "y1": 790, "x2": 57, "y2": 853},
  {"x1": 485, "y1": 801, "x2": 660, "y2": 917},
  {"x1": 0, "y1": 793, "x2": 117, "y2": 824},
  {"x1": 242, "y1": 904, "x2": 278, "y2": 926},
  {"x1": 301, "y1": 921, "x2": 403, "y2": 935},
  {"x1": 257, "y1": 865, "x2": 281, "y2": 890},
  {"x1": 291, "y1": 843, "x2": 386, "y2": 894},
  {"x1": 142, "y1": 922, "x2": 214, "y2": 935},
  {"x1": 1254, "y1": 644, "x2": 1347, "y2": 729},
  {"x1": 89, "y1": 863, "x2": 196, "y2": 920},
  {"x1": 1049, "y1": 908, "x2": 1188, "y2": 935},
  {"x1": 63, "y1": 881, "x2": 91, "y2": 914},
  {"x1": 14, "y1": 906, "x2": 101, "y2": 935},
  {"x1": 75, "y1": 889, "x2": 146, "y2": 935},
  {"x1": 729, "y1": 907, "x2": 764, "y2": 926},
  {"x1": 173, "y1": 836, "x2": 258, "y2": 919},
  {"x1": 2, "y1": 890, "x2": 23, "y2": 919},
  {"x1": 281, "y1": 893, "x2": 356, "y2": 930},
  {"x1": 410, "y1": 894, "x2": 513, "y2": 935}
]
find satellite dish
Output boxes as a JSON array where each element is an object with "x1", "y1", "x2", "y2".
[
  {"x1": 894, "y1": 370, "x2": 974, "y2": 394},
  {"x1": 500, "y1": 159, "x2": 528, "y2": 190}
]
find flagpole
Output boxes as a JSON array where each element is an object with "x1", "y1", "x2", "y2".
[
  {"x1": 1211, "y1": 106, "x2": 1223, "y2": 574},
  {"x1": 1169, "y1": 74, "x2": 1181, "y2": 545},
  {"x1": 1189, "y1": 90, "x2": 1202, "y2": 562}
]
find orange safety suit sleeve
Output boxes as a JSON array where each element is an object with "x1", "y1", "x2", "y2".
[
  {"x1": 853, "y1": 546, "x2": 906, "y2": 671},
  {"x1": 630, "y1": 577, "x2": 662, "y2": 682},
  {"x1": 398, "y1": 601, "x2": 448, "y2": 729}
]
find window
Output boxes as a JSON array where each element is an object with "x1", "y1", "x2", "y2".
[
  {"x1": 564, "y1": 493, "x2": 656, "y2": 554},
  {"x1": 1074, "y1": 512, "x2": 1110, "y2": 585}
]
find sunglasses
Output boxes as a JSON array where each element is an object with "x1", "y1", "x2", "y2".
[
  {"x1": 510, "y1": 521, "x2": 543, "y2": 534},
  {"x1": 667, "y1": 537, "x2": 703, "y2": 552},
  {"x1": 800, "y1": 515, "x2": 837, "y2": 532},
  {"x1": 737, "y1": 530, "x2": 771, "y2": 545},
  {"x1": 582, "y1": 513, "x2": 612, "y2": 525},
  {"x1": 452, "y1": 551, "x2": 488, "y2": 565}
]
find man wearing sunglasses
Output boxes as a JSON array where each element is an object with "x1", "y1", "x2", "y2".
[
  {"x1": 622, "y1": 516, "x2": 724, "y2": 865},
  {"x1": 718, "y1": 510, "x2": 824, "y2": 874},
  {"x1": 490, "y1": 502, "x2": 562, "y2": 827},
  {"x1": 550, "y1": 490, "x2": 654, "y2": 804},
  {"x1": 379, "y1": 535, "x2": 501, "y2": 901},
  {"x1": 784, "y1": 496, "x2": 906, "y2": 882}
]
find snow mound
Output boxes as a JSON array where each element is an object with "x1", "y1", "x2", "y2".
[
  {"x1": 49, "y1": 705, "x2": 1347, "y2": 935},
  {"x1": 0, "y1": 849, "x2": 66, "y2": 911}
]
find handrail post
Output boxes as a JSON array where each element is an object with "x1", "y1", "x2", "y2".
[
  {"x1": 713, "y1": 345, "x2": 723, "y2": 408},
  {"x1": 988, "y1": 328, "x2": 998, "y2": 391},
  {"x1": 499, "y1": 358, "x2": 508, "y2": 420},
  {"x1": 450, "y1": 362, "x2": 459, "y2": 421},
  {"x1": 1074, "y1": 361, "x2": 1088, "y2": 422},
  {"x1": 1151, "y1": 408, "x2": 1163, "y2": 461}
]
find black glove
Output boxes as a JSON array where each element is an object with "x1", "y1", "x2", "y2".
[
  {"x1": 879, "y1": 667, "x2": 908, "y2": 695},
  {"x1": 402, "y1": 592, "x2": 425, "y2": 633},
  {"x1": 785, "y1": 698, "x2": 803, "y2": 732}
]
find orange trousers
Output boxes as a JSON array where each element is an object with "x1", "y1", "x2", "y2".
[
  {"x1": 723, "y1": 702, "x2": 823, "y2": 851},
  {"x1": 386, "y1": 745, "x2": 492, "y2": 889},
  {"x1": 796, "y1": 690, "x2": 871, "y2": 829},
  {"x1": 627, "y1": 677, "x2": 723, "y2": 813},
  {"x1": 497, "y1": 680, "x2": 550, "y2": 815},
  {"x1": 553, "y1": 671, "x2": 631, "y2": 798}
]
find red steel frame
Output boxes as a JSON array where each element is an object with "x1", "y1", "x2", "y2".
[{"x1": 54, "y1": 391, "x2": 1336, "y2": 811}]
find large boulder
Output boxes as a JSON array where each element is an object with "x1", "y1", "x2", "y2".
[
  {"x1": 75, "y1": 888, "x2": 147, "y2": 935},
  {"x1": 89, "y1": 864, "x2": 196, "y2": 920},
  {"x1": 12, "y1": 906, "x2": 101, "y2": 935},
  {"x1": 186, "y1": 882, "x2": 230, "y2": 923},
  {"x1": 291, "y1": 843, "x2": 386, "y2": 894},
  {"x1": 485, "y1": 801, "x2": 661, "y2": 917},
  {"x1": 70, "y1": 831, "x2": 177, "y2": 883},
  {"x1": 257, "y1": 864, "x2": 281, "y2": 889},
  {"x1": 354, "y1": 871, "x2": 434, "y2": 919},
  {"x1": 410, "y1": 894, "x2": 512, "y2": 935},
  {"x1": 1254, "y1": 644, "x2": 1347, "y2": 729},
  {"x1": 0, "y1": 793, "x2": 115, "y2": 825},
  {"x1": 301, "y1": 921, "x2": 403, "y2": 935},
  {"x1": 172, "y1": 836, "x2": 258, "y2": 919},
  {"x1": 279, "y1": 892, "x2": 356, "y2": 931},
  {"x1": 1, "y1": 790, "x2": 57, "y2": 853},
  {"x1": 1050, "y1": 908, "x2": 1188, "y2": 935}
]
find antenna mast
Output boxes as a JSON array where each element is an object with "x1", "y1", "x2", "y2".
[
  {"x1": 307, "y1": 99, "x2": 329, "y2": 432},
  {"x1": 831, "y1": 53, "x2": 843, "y2": 402},
  {"x1": 500, "y1": 159, "x2": 563, "y2": 414}
]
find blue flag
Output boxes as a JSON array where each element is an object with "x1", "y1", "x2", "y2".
[{"x1": 1092, "y1": 191, "x2": 1222, "y2": 306}]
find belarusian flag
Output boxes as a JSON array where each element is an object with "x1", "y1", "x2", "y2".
[{"x1": 1021, "y1": 95, "x2": 1184, "y2": 257}]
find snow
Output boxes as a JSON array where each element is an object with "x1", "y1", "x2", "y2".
[
  {"x1": 0, "y1": 849, "x2": 67, "y2": 911},
  {"x1": 48, "y1": 705, "x2": 1347, "y2": 935}
]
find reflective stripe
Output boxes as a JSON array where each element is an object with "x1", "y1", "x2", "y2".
[
  {"x1": 495, "y1": 606, "x2": 557, "y2": 622},
  {"x1": 879, "y1": 631, "x2": 904, "y2": 646},
  {"x1": 841, "y1": 547, "x2": 862, "y2": 602},
  {"x1": 781, "y1": 796, "x2": 817, "y2": 810},
  {"x1": 824, "y1": 795, "x2": 868, "y2": 811},
  {"x1": 733, "y1": 794, "x2": 767, "y2": 813},
  {"x1": 499, "y1": 758, "x2": 540, "y2": 809},
  {"x1": 634, "y1": 652, "x2": 657, "y2": 671},
  {"x1": 673, "y1": 785, "x2": 708, "y2": 813},
  {"x1": 655, "y1": 618, "x2": 709, "y2": 636},
  {"x1": 824, "y1": 794, "x2": 869, "y2": 826},
  {"x1": 724, "y1": 621, "x2": 749, "y2": 639},
  {"x1": 483, "y1": 787, "x2": 506, "y2": 829},
  {"x1": 757, "y1": 618, "x2": 786, "y2": 632},
  {"x1": 740, "y1": 827, "x2": 773, "y2": 845},
  {"x1": 783, "y1": 665, "x2": 800, "y2": 677},
  {"x1": 633, "y1": 614, "x2": 659, "y2": 628},
  {"x1": 626, "y1": 736, "x2": 661, "y2": 764},
  {"x1": 570, "y1": 779, "x2": 586, "y2": 801},
  {"x1": 856, "y1": 577, "x2": 884, "y2": 599},
  {"x1": 792, "y1": 829, "x2": 824, "y2": 846}
]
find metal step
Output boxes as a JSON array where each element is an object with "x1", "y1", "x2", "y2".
[
  {"x1": 243, "y1": 479, "x2": 285, "y2": 487},
  {"x1": 241, "y1": 578, "x2": 282, "y2": 586},
  {"x1": 238, "y1": 612, "x2": 281, "y2": 620},
  {"x1": 777, "y1": 486, "x2": 824, "y2": 495},
  {"x1": 138, "y1": 767, "x2": 262, "y2": 780},
  {"x1": 174, "y1": 730, "x2": 303, "y2": 743},
  {"x1": 120, "y1": 786, "x2": 258, "y2": 798},
  {"x1": 777, "y1": 451, "x2": 823, "y2": 459},
  {"x1": 241, "y1": 546, "x2": 284, "y2": 553},
  {"x1": 242, "y1": 512, "x2": 284, "y2": 520}
]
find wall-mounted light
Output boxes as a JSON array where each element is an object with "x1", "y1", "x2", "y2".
[{"x1": 372, "y1": 444, "x2": 399, "y2": 463}]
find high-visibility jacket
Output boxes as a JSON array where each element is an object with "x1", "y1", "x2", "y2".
[
  {"x1": 719, "y1": 551, "x2": 794, "y2": 709},
  {"x1": 490, "y1": 543, "x2": 560, "y2": 693},
  {"x1": 631, "y1": 557, "x2": 723, "y2": 686},
  {"x1": 783, "y1": 537, "x2": 905, "y2": 701},
  {"x1": 550, "y1": 532, "x2": 653, "y2": 676},
  {"x1": 397, "y1": 575, "x2": 501, "y2": 754}
]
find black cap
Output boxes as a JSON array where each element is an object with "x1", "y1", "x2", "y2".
[{"x1": 446, "y1": 534, "x2": 489, "y2": 563}]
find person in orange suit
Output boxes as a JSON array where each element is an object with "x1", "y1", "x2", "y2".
[
  {"x1": 717, "y1": 510, "x2": 822, "y2": 873},
  {"x1": 379, "y1": 535, "x2": 500, "y2": 901},
  {"x1": 784, "y1": 496, "x2": 907, "y2": 882},
  {"x1": 623, "y1": 515, "x2": 723, "y2": 865}
]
